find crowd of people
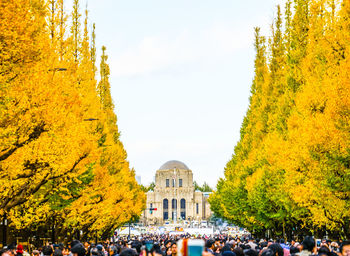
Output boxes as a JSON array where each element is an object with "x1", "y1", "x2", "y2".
[{"x1": 0, "y1": 235, "x2": 349, "y2": 256}]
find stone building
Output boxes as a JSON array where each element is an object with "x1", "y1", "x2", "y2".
[{"x1": 144, "y1": 160, "x2": 211, "y2": 225}]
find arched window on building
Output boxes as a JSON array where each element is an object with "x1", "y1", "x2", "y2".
[
  {"x1": 180, "y1": 199, "x2": 186, "y2": 220},
  {"x1": 163, "y1": 199, "x2": 168, "y2": 220}
]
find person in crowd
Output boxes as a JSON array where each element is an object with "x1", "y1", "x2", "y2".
[
  {"x1": 340, "y1": 241, "x2": 350, "y2": 256},
  {"x1": 119, "y1": 249, "x2": 137, "y2": 256},
  {"x1": 109, "y1": 246, "x2": 119, "y2": 256},
  {"x1": 297, "y1": 237, "x2": 316, "y2": 256},
  {"x1": 62, "y1": 247, "x2": 70, "y2": 256},
  {"x1": 70, "y1": 244, "x2": 85, "y2": 256},
  {"x1": 165, "y1": 247, "x2": 172, "y2": 256},
  {"x1": 233, "y1": 247, "x2": 244, "y2": 256},
  {"x1": 53, "y1": 248, "x2": 62, "y2": 256},
  {"x1": 170, "y1": 242, "x2": 177, "y2": 256},
  {"x1": 42, "y1": 246, "x2": 53, "y2": 256},
  {"x1": 244, "y1": 249, "x2": 258, "y2": 256},
  {"x1": 317, "y1": 246, "x2": 330, "y2": 256},
  {"x1": 16, "y1": 245, "x2": 23, "y2": 256},
  {"x1": 289, "y1": 246, "x2": 300, "y2": 256},
  {"x1": 247, "y1": 239, "x2": 258, "y2": 251},
  {"x1": 0, "y1": 249, "x2": 12, "y2": 256},
  {"x1": 206, "y1": 239, "x2": 216, "y2": 255},
  {"x1": 261, "y1": 250, "x2": 275, "y2": 256},
  {"x1": 268, "y1": 243, "x2": 284, "y2": 256}
]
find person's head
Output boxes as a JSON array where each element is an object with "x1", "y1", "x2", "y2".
[
  {"x1": 8, "y1": 244, "x2": 16, "y2": 254},
  {"x1": 119, "y1": 249, "x2": 137, "y2": 256},
  {"x1": 318, "y1": 246, "x2": 330, "y2": 256},
  {"x1": 260, "y1": 242, "x2": 268, "y2": 249},
  {"x1": 340, "y1": 241, "x2": 350, "y2": 256},
  {"x1": 171, "y1": 242, "x2": 177, "y2": 255},
  {"x1": 71, "y1": 244, "x2": 86, "y2": 256},
  {"x1": 244, "y1": 249, "x2": 258, "y2": 256},
  {"x1": 261, "y1": 249, "x2": 275, "y2": 256},
  {"x1": 233, "y1": 247, "x2": 244, "y2": 256},
  {"x1": 91, "y1": 247, "x2": 99, "y2": 256},
  {"x1": 70, "y1": 241, "x2": 80, "y2": 249},
  {"x1": 109, "y1": 246, "x2": 118, "y2": 256},
  {"x1": 43, "y1": 246, "x2": 53, "y2": 256},
  {"x1": 302, "y1": 237, "x2": 316, "y2": 252},
  {"x1": 0, "y1": 249, "x2": 12, "y2": 256},
  {"x1": 165, "y1": 241, "x2": 172, "y2": 248},
  {"x1": 131, "y1": 241, "x2": 142, "y2": 254},
  {"x1": 96, "y1": 245, "x2": 103, "y2": 252},
  {"x1": 53, "y1": 249, "x2": 63, "y2": 256},
  {"x1": 206, "y1": 239, "x2": 215, "y2": 250},
  {"x1": 166, "y1": 247, "x2": 172, "y2": 255},
  {"x1": 221, "y1": 245, "x2": 233, "y2": 253},
  {"x1": 222, "y1": 251, "x2": 236, "y2": 256},
  {"x1": 268, "y1": 244, "x2": 283, "y2": 256},
  {"x1": 289, "y1": 246, "x2": 300, "y2": 255},
  {"x1": 32, "y1": 250, "x2": 40, "y2": 256}
]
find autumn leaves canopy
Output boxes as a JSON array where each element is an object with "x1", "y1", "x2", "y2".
[
  {"x1": 0, "y1": 0, "x2": 145, "y2": 237},
  {"x1": 209, "y1": 0, "x2": 350, "y2": 239}
]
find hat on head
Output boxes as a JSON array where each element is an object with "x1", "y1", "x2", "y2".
[
  {"x1": 17, "y1": 244, "x2": 24, "y2": 254},
  {"x1": 96, "y1": 244, "x2": 103, "y2": 251}
]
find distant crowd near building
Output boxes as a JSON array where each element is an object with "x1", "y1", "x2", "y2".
[{"x1": 143, "y1": 160, "x2": 211, "y2": 225}]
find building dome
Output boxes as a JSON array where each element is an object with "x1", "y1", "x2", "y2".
[{"x1": 159, "y1": 160, "x2": 190, "y2": 170}]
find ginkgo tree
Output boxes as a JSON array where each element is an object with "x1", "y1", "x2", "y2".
[
  {"x1": 0, "y1": 0, "x2": 145, "y2": 241},
  {"x1": 210, "y1": 0, "x2": 350, "y2": 239}
]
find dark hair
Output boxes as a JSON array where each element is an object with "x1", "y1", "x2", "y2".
[
  {"x1": 261, "y1": 249, "x2": 275, "y2": 256},
  {"x1": 302, "y1": 237, "x2": 316, "y2": 252},
  {"x1": 244, "y1": 249, "x2": 258, "y2": 256},
  {"x1": 222, "y1": 251, "x2": 236, "y2": 256},
  {"x1": 290, "y1": 246, "x2": 300, "y2": 254},
  {"x1": 268, "y1": 243, "x2": 284, "y2": 256},
  {"x1": 0, "y1": 249, "x2": 11, "y2": 256},
  {"x1": 152, "y1": 243, "x2": 163, "y2": 255},
  {"x1": 260, "y1": 242, "x2": 268, "y2": 248},
  {"x1": 131, "y1": 241, "x2": 142, "y2": 254},
  {"x1": 71, "y1": 244, "x2": 86, "y2": 256},
  {"x1": 221, "y1": 245, "x2": 233, "y2": 253},
  {"x1": 120, "y1": 249, "x2": 138, "y2": 256},
  {"x1": 234, "y1": 247, "x2": 244, "y2": 256},
  {"x1": 43, "y1": 246, "x2": 54, "y2": 256},
  {"x1": 91, "y1": 248, "x2": 99, "y2": 256},
  {"x1": 70, "y1": 241, "x2": 81, "y2": 249},
  {"x1": 318, "y1": 246, "x2": 330, "y2": 256},
  {"x1": 53, "y1": 249, "x2": 63, "y2": 256},
  {"x1": 206, "y1": 239, "x2": 215, "y2": 249},
  {"x1": 110, "y1": 246, "x2": 120, "y2": 255},
  {"x1": 340, "y1": 241, "x2": 350, "y2": 254}
]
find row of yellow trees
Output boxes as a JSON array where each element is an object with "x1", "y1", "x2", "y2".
[
  {"x1": 209, "y1": 0, "x2": 350, "y2": 239},
  {"x1": 0, "y1": 0, "x2": 145, "y2": 240}
]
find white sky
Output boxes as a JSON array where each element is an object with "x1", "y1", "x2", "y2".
[{"x1": 69, "y1": 0, "x2": 286, "y2": 187}]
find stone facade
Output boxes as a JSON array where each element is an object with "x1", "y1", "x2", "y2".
[{"x1": 143, "y1": 160, "x2": 211, "y2": 225}]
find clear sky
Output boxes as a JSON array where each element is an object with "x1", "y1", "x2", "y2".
[{"x1": 70, "y1": 0, "x2": 286, "y2": 187}]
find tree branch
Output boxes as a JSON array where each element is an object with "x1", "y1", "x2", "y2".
[{"x1": 0, "y1": 122, "x2": 47, "y2": 161}]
